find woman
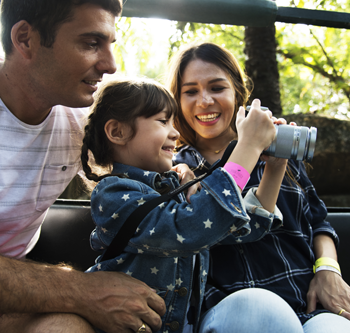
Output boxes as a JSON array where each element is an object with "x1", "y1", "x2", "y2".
[{"x1": 168, "y1": 42, "x2": 350, "y2": 332}]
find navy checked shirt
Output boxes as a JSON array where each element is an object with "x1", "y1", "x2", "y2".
[{"x1": 173, "y1": 144, "x2": 339, "y2": 324}]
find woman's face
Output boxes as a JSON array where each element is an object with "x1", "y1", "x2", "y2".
[{"x1": 180, "y1": 59, "x2": 236, "y2": 141}]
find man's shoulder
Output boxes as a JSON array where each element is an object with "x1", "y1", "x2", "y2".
[
  {"x1": 52, "y1": 105, "x2": 89, "y2": 129},
  {"x1": 53, "y1": 105, "x2": 89, "y2": 118}
]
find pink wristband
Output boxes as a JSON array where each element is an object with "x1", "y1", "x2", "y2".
[{"x1": 223, "y1": 162, "x2": 250, "y2": 191}]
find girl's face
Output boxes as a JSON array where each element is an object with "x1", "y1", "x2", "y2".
[
  {"x1": 180, "y1": 59, "x2": 236, "y2": 141},
  {"x1": 124, "y1": 111, "x2": 179, "y2": 173}
]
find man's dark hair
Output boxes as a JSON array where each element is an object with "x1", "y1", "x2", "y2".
[{"x1": 0, "y1": 0, "x2": 122, "y2": 56}]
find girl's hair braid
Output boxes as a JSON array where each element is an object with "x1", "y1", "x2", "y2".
[{"x1": 81, "y1": 78, "x2": 178, "y2": 183}]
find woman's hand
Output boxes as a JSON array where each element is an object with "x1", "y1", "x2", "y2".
[
  {"x1": 307, "y1": 234, "x2": 350, "y2": 320},
  {"x1": 171, "y1": 164, "x2": 201, "y2": 203},
  {"x1": 307, "y1": 270, "x2": 350, "y2": 320}
]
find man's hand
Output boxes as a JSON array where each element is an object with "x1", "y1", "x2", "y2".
[
  {"x1": 307, "y1": 270, "x2": 350, "y2": 320},
  {"x1": 79, "y1": 271, "x2": 166, "y2": 333},
  {"x1": 171, "y1": 163, "x2": 201, "y2": 203},
  {"x1": 0, "y1": 255, "x2": 165, "y2": 333}
]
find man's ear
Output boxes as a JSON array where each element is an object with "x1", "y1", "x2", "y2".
[
  {"x1": 11, "y1": 20, "x2": 39, "y2": 59},
  {"x1": 105, "y1": 119, "x2": 130, "y2": 146}
]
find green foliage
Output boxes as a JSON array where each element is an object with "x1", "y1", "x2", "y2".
[
  {"x1": 114, "y1": 1, "x2": 350, "y2": 118},
  {"x1": 169, "y1": 22, "x2": 245, "y2": 67},
  {"x1": 276, "y1": 25, "x2": 350, "y2": 117},
  {"x1": 167, "y1": 0, "x2": 350, "y2": 118},
  {"x1": 114, "y1": 17, "x2": 172, "y2": 81},
  {"x1": 275, "y1": 0, "x2": 350, "y2": 117}
]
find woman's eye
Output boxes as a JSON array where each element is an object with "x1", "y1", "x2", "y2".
[
  {"x1": 159, "y1": 119, "x2": 168, "y2": 125},
  {"x1": 212, "y1": 86, "x2": 225, "y2": 92},
  {"x1": 184, "y1": 89, "x2": 197, "y2": 95}
]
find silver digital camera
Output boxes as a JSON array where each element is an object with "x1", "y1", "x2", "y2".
[{"x1": 246, "y1": 106, "x2": 317, "y2": 162}]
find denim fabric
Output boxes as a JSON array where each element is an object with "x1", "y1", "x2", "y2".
[
  {"x1": 198, "y1": 288, "x2": 304, "y2": 333},
  {"x1": 199, "y1": 290, "x2": 350, "y2": 333},
  {"x1": 173, "y1": 144, "x2": 339, "y2": 325},
  {"x1": 87, "y1": 162, "x2": 280, "y2": 333},
  {"x1": 302, "y1": 313, "x2": 350, "y2": 332}
]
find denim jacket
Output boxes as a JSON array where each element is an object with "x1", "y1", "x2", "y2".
[{"x1": 87, "y1": 162, "x2": 282, "y2": 333}]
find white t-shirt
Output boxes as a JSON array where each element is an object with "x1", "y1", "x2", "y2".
[{"x1": 0, "y1": 99, "x2": 88, "y2": 258}]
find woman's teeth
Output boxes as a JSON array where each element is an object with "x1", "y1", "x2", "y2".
[{"x1": 196, "y1": 113, "x2": 220, "y2": 122}]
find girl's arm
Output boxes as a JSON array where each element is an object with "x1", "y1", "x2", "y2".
[
  {"x1": 226, "y1": 100, "x2": 285, "y2": 213},
  {"x1": 254, "y1": 159, "x2": 287, "y2": 213},
  {"x1": 254, "y1": 117, "x2": 290, "y2": 213},
  {"x1": 90, "y1": 168, "x2": 257, "y2": 257},
  {"x1": 226, "y1": 100, "x2": 276, "y2": 178}
]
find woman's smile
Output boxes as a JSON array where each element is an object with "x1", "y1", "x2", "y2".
[
  {"x1": 195, "y1": 113, "x2": 221, "y2": 125},
  {"x1": 180, "y1": 59, "x2": 236, "y2": 140}
]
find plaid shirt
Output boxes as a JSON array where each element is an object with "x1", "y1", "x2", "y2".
[{"x1": 173, "y1": 145, "x2": 339, "y2": 324}]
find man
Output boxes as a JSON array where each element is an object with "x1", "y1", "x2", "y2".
[{"x1": 0, "y1": 1, "x2": 165, "y2": 332}]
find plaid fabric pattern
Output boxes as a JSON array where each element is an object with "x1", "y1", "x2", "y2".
[{"x1": 173, "y1": 145, "x2": 339, "y2": 324}]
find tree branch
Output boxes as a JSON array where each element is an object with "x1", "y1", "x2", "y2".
[{"x1": 278, "y1": 49, "x2": 350, "y2": 100}]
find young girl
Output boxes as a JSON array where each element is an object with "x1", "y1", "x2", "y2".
[
  {"x1": 81, "y1": 78, "x2": 290, "y2": 333},
  {"x1": 168, "y1": 42, "x2": 350, "y2": 332}
]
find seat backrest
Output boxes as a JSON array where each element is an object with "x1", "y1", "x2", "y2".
[
  {"x1": 28, "y1": 203, "x2": 350, "y2": 283},
  {"x1": 27, "y1": 203, "x2": 97, "y2": 271}
]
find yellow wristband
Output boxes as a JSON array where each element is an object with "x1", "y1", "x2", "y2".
[{"x1": 313, "y1": 257, "x2": 341, "y2": 274}]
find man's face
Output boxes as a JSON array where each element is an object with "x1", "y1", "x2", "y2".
[{"x1": 30, "y1": 3, "x2": 117, "y2": 108}]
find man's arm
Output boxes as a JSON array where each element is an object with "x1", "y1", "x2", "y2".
[{"x1": 0, "y1": 255, "x2": 165, "y2": 332}]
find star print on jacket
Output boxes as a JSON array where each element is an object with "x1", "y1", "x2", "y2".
[
  {"x1": 87, "y1": 162, "x2": 282, "y2": 333},
  {"x1": 203, "y1": 219, "x2": 213, "y2": 228}
]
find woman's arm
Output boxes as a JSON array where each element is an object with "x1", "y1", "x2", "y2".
[{"x1": 307, "y1": 234, "x2": 350, "y2": 320}]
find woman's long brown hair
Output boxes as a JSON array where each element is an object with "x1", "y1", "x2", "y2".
[{"x1": 166, "y1": 42, "x2": 252, "y2": 148}]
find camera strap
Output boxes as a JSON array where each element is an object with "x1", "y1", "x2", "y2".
[{"x1": 100, "y1": 140, "x2": 237, "y2": 262}]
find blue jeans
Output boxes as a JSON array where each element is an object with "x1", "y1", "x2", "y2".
[
  {"x1": 199, "y1": 288, "x2": 302, "y2": 332},
  {"x1": 199, "y1": 288, "x2": 350, "y2": 333},
  {"x1": 303, "y1": 312, "x2": 350, "y2": 332}
]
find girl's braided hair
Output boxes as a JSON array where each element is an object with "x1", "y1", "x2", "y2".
[{"x1": 81, "y1": 78, "x2": 178, "y2": 184}]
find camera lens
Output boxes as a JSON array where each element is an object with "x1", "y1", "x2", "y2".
[
  {"x1": 264, "y1": 125, "x2": 317, "y2": 162},
  {"x1": 245, "y1": 106, "x2": 317, "y2": 161}
]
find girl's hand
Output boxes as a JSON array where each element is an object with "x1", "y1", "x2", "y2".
[
  {"x1": 230, "y1": 99, "x2": 277, "y2": 176},
  {"x1": 261, "y1": 118, "x2": 297, "y2": 169},
  {"x1": 171, "y1": 164, "x2": 201, "y2": 203},
  {"x1": 236, "y1": 99, "x2": 276, "y2": 153}
]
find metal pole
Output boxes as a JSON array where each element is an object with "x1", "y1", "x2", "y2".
[{"x1": 122, "y1": 0, "x2": 350, "y2": 29}]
